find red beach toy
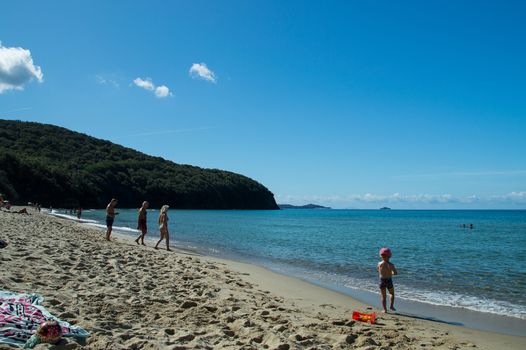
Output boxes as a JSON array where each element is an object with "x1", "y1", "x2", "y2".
[{"x1": 352, "y1": 311, "x2": 377, "y2": 324}]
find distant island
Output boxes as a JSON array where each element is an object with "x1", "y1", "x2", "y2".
[
  {"x1": 0, "y1": 120, "x2": 279, "y2": 210},
  {"x1": 278, "y1": 203, "x2": 331, "y2": 209},
  {"x1": 380, "y1": 207, "x2": 391, "y2": 210}
]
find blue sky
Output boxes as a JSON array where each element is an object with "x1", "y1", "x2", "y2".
[{"x1": 1, "y1": 1, "x2": 525, "y2": 208}]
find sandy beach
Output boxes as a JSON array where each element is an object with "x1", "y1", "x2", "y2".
[{"x1": 0, "y1": 209, "x2": 524, "y2": 349}]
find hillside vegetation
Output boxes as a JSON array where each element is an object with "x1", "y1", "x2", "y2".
[{"x1": 0, "y1": 120, "x2": 278, "y2": 209}]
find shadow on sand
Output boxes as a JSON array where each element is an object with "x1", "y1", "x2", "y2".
[{"x1": 394, "y1": 311, "x2": 464, "y2": 326}]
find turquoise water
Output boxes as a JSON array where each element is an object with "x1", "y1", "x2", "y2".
[{"x1": 62, "y1": 209, "x2": 526, "y2": 321}]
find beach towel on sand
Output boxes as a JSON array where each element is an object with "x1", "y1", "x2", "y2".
[{"x1": 0, "y1": 291, "x2": 89, "y2": 348}]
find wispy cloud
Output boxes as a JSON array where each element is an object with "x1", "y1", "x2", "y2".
[
  {"x1": 276, "y1": 193, "x2": 466, "y2": 205},
  {"x1": 133, "y1": 77, "x2": 172, "y2": 98},
  {"x1": 276, "y1": 194, "x2": 342, "y2": 204},
  {"x1": 395, "y1": 170, "x2": 526, "y2": 179},
  {"x1": 348, "y1": 193, "x2": 465, "y2": 204},
  {"x1": 189, "y1": 63, "x2": 216, "y2": 83},
  {"x1": 96, "y1": 75, "x2": 119, "y2": 88},
  {"x1": 126, "y1": 127, "x2": 212, "y2": 137},
  {"x1": 490, "y1": 191, "x2": 526, "y2": 203},
  {"x1": 276, "y1": 191, "x2": 526, "y2": 208},
  {"x1": 0, "y1": 43, "x2": 43, "y2": 93}
]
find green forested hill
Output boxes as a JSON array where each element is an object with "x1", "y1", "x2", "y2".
[{"x1": 0, "y1": 120, "x2": 278, "y2": 209}]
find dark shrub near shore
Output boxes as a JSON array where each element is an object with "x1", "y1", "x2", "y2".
[{"x1": 0, "y1": 120, "x2": 278, "y2": 209}]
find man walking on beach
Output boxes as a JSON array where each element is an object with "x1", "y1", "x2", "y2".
[
  {"x1": 135, "y1": 201, "x2": 149, "y2": 245},
  {"x1": 105, "y1": 198, "x2": 118, "y2": 241}
]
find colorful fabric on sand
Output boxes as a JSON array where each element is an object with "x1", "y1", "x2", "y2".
[{"x1": 0, "y1": 291, "x2": 89, "y2": 348}]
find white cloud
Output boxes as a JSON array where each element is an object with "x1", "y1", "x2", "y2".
[
  {"x1": 491, "y1": 191, "x2": 526, "y2": 203},
  {"x1": 350, "y1": 193, "x2": 460, "y2": 204},
  {"x1": 507, "y1": 191, "x2": 526, "y2": 200},
  {"x1": 0, "y1": 43, "x2": 43, "y2": 93},
  {"x1": 189, "y1": 63, "x2": 216, "y2": 83},
  {"x1": 133, "y1": 77, "x2": 155, "y2": 90},
  {"x1": 155, "y1": 85, "x2": 170, "y2": 97},
  {"x1": 133, "y1": 77, "x2": 171, "y2": 98},
  {"x1": 276, "y1": 191, "x2": 526, "y2": 208}
]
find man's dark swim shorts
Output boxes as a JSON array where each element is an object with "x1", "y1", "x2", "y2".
[
  {"x1": 379, "y1": 278, "x2": 394, "y2": 289},
  {"x1": 137, "y1": 219, "x2": 147, "y2": 232},
  {"x1": 106, "y1": 216, "x2": 114, "y2": 227}
]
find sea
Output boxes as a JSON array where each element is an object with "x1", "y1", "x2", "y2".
[{"x1": 52, "y1": 208, "x2": 526, "y2": 335}]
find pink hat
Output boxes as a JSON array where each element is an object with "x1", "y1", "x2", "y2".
[{"x1": 379, "y1": 247, "x2": 392, "y2": 257}]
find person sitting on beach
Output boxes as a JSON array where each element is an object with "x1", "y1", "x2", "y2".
[
  {"x1": 105, "y1": 198, "x2": 119, "y2": 241},
  {"x1": 4, "y1": 201, "x2": 12, "y2": 210},
  {"x1": 378, "y1": 247, "x2": 398, "y2": 313},
  {"x1": 155, "y1": 205, "x2": 171, "y2": 251},
  {"x1": 0, "y1": 200, "x2": 14, "y2": 213},
  {"x1": 135, "y1": 201, "x2": 149, "y2": 245},
  {"x1": 16, "y1": 208, "x2": 29, "y2": 215},
  {"x1": 2, "y1": 207, "x2": 30, "y2": 214}
]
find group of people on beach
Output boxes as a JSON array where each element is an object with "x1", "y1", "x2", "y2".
[
  {"x1": 105, "y1": 199, "x2": 171, "y2": 251},
  {"x1": 0, "y1": 194, "x2": 32, "y2": 215},
  {"x1": 2, "y1": 192, "x2": 399, "y2": 312},
  {"x1": 103, "y1": 196, "x2": 400, "y2": 312}
]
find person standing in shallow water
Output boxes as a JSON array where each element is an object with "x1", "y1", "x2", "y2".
[
  {"x1": 105, "y1": 198, "x2": 118, "y2": 241},
  {"x1": 155, "y1": 205, "x2": 171, "y2": 251},
  {"x1": 135, "y1": 201, "x2": 149, "y2": 245}
]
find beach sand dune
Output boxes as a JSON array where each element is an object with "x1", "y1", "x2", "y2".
[{"x1": 0, "y1": 209, "x2": 524, "y2": 349}]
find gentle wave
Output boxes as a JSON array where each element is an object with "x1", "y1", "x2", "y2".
[
  {"x1": 261, "y1": 263, "x2": 526, "y2": 320},
  {"x1": 395, "y1": 287, "x2": 526, "y2": 320},
  {"x1": 84, "y1": 222, "x2": 139, "y2": 233},
  {"x1": 49, "y1": 211, "x2": 99, "y2": 224},
  {"x1": 304, "y1": 269, "x2": 526, "y2": 320},
  {"x1": 351, "y1": 282, "x2": 526, "y2": 320}
]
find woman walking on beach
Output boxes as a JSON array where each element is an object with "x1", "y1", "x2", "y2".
[
  {"x1": 155, "y1": 205, "x2": 171, "y2": 251},
  {"x1": 135, "y1": 201, "x2": 149, "y2": 245}
]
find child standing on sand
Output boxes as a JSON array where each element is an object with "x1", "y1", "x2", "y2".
[{"x1": 378, "y1": 247, "x2": 398, "y2": 313}]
